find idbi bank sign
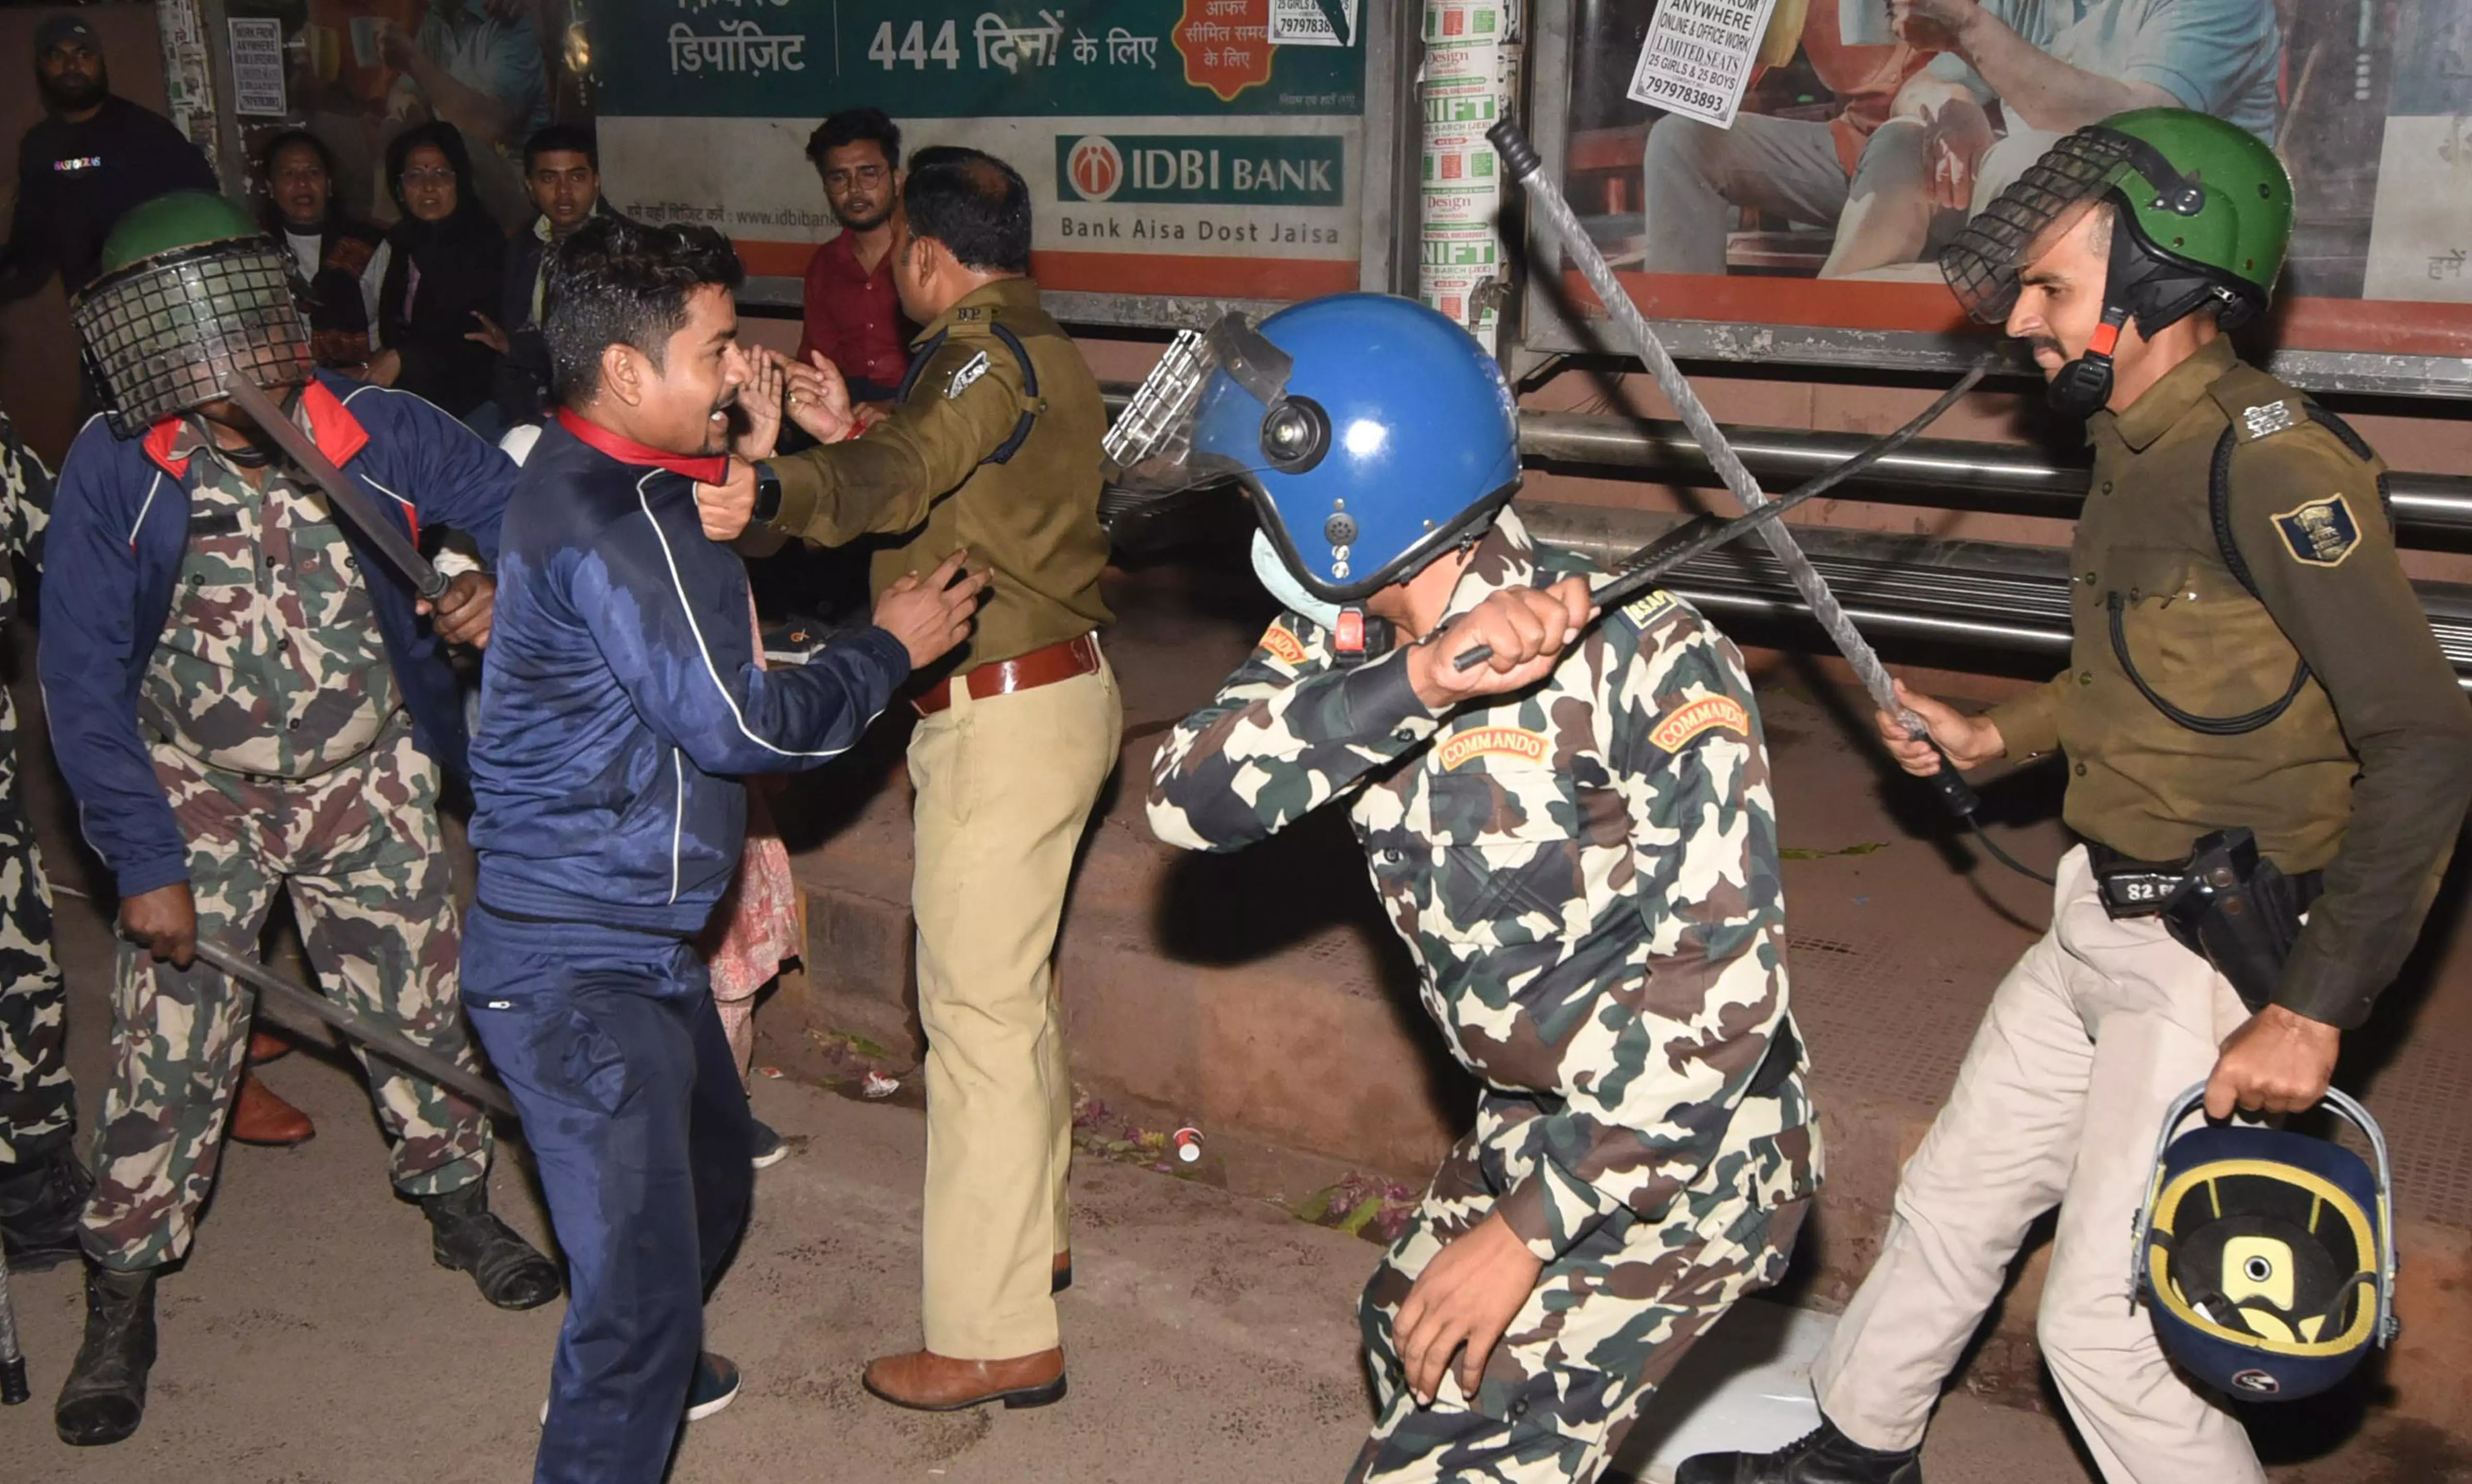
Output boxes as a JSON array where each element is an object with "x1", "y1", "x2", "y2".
[{"x1": 1059, "y1": 134, "x2": 1344, "y2": 206}]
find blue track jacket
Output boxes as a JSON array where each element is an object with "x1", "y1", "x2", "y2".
[
  {"x1": 469, "y1": 413, "x2": 910, "y2": 938},
  {"x1": 40, "y1": 372, "x2": 513, "y2": 899}
]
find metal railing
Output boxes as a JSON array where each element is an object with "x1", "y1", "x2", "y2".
[
  {"x1": 1518, "y1": 503, "x2": 2472, "y2": 692},
  {"x1": 1100, "y1": 386, "x2": 2472, "y2": 685},
  {"x1": 1515, "y1": 413, "x2": 2472, "y2": 543},
  {"x1": 1098, "y1": 384, "x2": 2472, "y2": 540}
]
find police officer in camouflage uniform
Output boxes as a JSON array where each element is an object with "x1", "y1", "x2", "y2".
[
  {"x1": 38, "y1": 192, "x2": 558, "y2": 1447},
  {"x1": 1682, "y1": 112, "x2": 2472, "y2": 1484},
  {"x1": 0, "y1": 400, "x2": 91, "y2": 1274},
  {"x1": 1142, "y1": 296, "x2": 1819, "y2": 1484}
]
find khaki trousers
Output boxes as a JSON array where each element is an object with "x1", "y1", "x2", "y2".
[
  {"x1": 1814, "y1": 846, "x2": 2265, "y2": 1484},
  {"x1": 908, "y1": 651, "x2": 1121, "y2": 1359}
]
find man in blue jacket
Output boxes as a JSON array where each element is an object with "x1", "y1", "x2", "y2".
[
  {"x1": 466, "y1": 215, "x2": 981, "y2": 1484},
  {"x1": 38, "y1": 192, "x2": 558, "y2": 1447}
]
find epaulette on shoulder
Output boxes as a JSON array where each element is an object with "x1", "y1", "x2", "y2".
[
  {"x1": 1612, "y1": 585, "x2": 1693, "y2": 637},
  {"x1": 2206, "y1": 362, "x2": 2313, "y2": 446}
]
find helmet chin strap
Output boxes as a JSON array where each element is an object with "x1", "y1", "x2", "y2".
[
  {"x1": 2046, "y1": 304, "x2": 2127, "y2": 418},
  {"x1": 2047, "y1": 201, "x2": 2231, "y2": 420}
]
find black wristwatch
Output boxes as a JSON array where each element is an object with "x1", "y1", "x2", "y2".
[{"x1": 751, "y1": 461, "x2": 783, "y2": 526}]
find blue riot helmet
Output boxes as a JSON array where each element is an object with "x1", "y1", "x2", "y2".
[
  {"x1": 2130, "y1": 1084, "x2": 2397, "y2": 1401},
  {"x1": 1105, "y1": 294, "x2": 1521, "y2": 607}
]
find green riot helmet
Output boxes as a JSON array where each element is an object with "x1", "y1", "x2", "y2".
[
  {"x1": 1939, "y1": 109, "x2": 2294, "y2": 417},
  {"x1": 72, "y1": 191, "x2": 313, "y2": 437}
]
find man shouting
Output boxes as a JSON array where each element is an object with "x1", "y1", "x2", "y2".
[{"x1": 465, "y1": 215, "x2": 983, "y2": 1483}]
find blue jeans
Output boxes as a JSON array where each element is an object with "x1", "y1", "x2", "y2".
[{"x1": 461, "y1": 907, "x2": 753, "y2": 1484}]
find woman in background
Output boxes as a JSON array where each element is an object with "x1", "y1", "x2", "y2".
[{"x1": 370, "y1": 121, "x2": 506, "y2": 435}]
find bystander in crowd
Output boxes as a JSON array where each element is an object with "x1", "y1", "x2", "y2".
[
  {"x1": 799, "y1": 109, "x2": 915, "y2": 407},
  {"x1": 371, "y1": 122, "x2": 507, "y2": 434},
  {"x1": 257, "y1": 130, "x2": 388, "y2": 378}
]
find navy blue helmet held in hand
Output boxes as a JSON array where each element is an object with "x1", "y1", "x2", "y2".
[{"x1": 2131, "y1": 1084, "x2": 2397, "y2": 1402}]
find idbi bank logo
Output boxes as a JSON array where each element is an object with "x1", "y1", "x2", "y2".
[{"x1": 1057, "y1": 134, "x2": 1344, "y2": 206}]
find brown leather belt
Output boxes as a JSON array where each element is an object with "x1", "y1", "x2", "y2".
[{"x1": 913, "y1": 632, "x2": 1101, "y2": 717}]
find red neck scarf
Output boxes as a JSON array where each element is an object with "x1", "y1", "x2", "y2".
[{"x1": 555, "y1": 407, "x2": 729, "y2": 483}]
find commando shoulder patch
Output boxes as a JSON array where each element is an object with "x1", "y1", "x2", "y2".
[
  {"x1": 1648, "y1": 693, "x2": 1750, "y2": 752},
  {"x1": 1436, "y1": 725, "x2": 1551, "y2": 771},
  {"x1": 1259, "y1": 622, "x2": 1309, "y2": 665}
]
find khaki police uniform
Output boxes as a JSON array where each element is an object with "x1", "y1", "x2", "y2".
[
  {"x1": 766, "y1": 277, "x2": 1119, "y2": 1361},
  {"x1": 1814, "y1": 336, "x2": 2472, "y2": 1484}
]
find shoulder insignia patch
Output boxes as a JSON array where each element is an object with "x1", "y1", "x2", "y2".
[
  {"x1": 1437, "y1": 725, "x2": 1550, "y2": 771},
  {"x1": 2238, "y1": 400, "x2": 2298, "y2": 442},
  {"x1": 1649, "y1": 694, "x2": 1750, "y2": 752},
  {"x1": 2272, "y1": 494, "x2": 2361, "y2": 566},
  {"x1": 945, "y1": 350, "x2": 992, "y2": 399},
  {"x1": 1622, "y1": 588, "x2": 1680, "y2": 628},
  {"x1": 1260, "y1": 623, "x2": 1308, "y2": 665}
]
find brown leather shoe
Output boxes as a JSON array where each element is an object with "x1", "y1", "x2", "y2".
[
  {"x1": 247, "y1": 1028, "x2": 293, "y2": 1065},
  {"x1": 862, "y1": 1348, "x2": 1066, "y2": 1412},
  {"x1": 228, "y1": 1073, "x2": 315, "y2": 1147},
  {"x1": 1052, "y1": 1249, "x2": 1072, "y2": 1294}
]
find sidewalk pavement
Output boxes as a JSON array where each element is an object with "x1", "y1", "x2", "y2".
[{"x1": 0, "y1": 879, "x2": 2114, "y2": 1484}]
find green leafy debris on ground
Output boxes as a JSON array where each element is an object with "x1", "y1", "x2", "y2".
[
  {"x1": 1072, "y1": 1090, "x2": 1196, "y2": 1178},
  {"x1": 1780, "y1": 841, "x2": 1890, "y2": 860},
  {"x1": 1292, "y1": 1172, "x2": 1419, "y2": 1245},
  {"x1": 810, "y1": 1028, "x2": 896, "y2": 1061}
]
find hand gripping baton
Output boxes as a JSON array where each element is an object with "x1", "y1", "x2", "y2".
[
  {"x1": 221, "y1": 376, "x2": 451, "y2": 602},
  {"x1": 1483, "y1": 120, "x2": 2032, "y2": 864}
]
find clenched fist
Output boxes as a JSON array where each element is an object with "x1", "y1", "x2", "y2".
[{"x1": 1405, "y1": 578, "x2": 1594, "y2": 712}]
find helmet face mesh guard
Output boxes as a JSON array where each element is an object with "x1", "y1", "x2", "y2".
[
  {"x1": 1101, "y1": 313, "x2": 1294, "y2": 496},
  {"x1": 1939, "y1": 127, "x2": 2138, "y2": 324},
  {"x1": 73, "y1": 238, "x2": 313, "y2": 438}
]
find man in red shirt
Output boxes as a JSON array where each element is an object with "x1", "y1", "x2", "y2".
[{"x1": 798, "y1": 109, "x2": 914, "y2": 407}]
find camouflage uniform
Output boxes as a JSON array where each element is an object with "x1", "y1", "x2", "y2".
[
  {"x1": 0, "y1": 406, "x2": 68, "y2": 1167},
  {"x1": 79, "y1": 425, "x2": 490, "y2": 1270},
  {"x1": 1149, "y1": 508, "x2": 1821, "y2": 1483}
]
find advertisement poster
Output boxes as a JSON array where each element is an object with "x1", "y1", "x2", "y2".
[
  {"x1": 1624, "y1": 0, "x2": 1776, "y2": 130},
  {"x1": 1547, "y1": 0, "x2": 2472, "y2": 384},
  {"x1": 593, "y1": 1, "x2": 1370, "y2": 301},
  {"x1": 228, "y1": 16, "x2": 290, "y2": 117}
]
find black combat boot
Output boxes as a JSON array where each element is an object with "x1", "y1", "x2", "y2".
[
  {"x1": 55, "y1": 1263, "x2": 157, "y2": 1446},
  {"x1": 419, "y1": 1181, "x2": 561, "y2": 1310},
  {"x1": 1676, "y1": 1418, "x2": 1924, "y2": 1484},
  {"x1": 0, "y1": 1141, "x2": 93, "y2": 1272}
]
